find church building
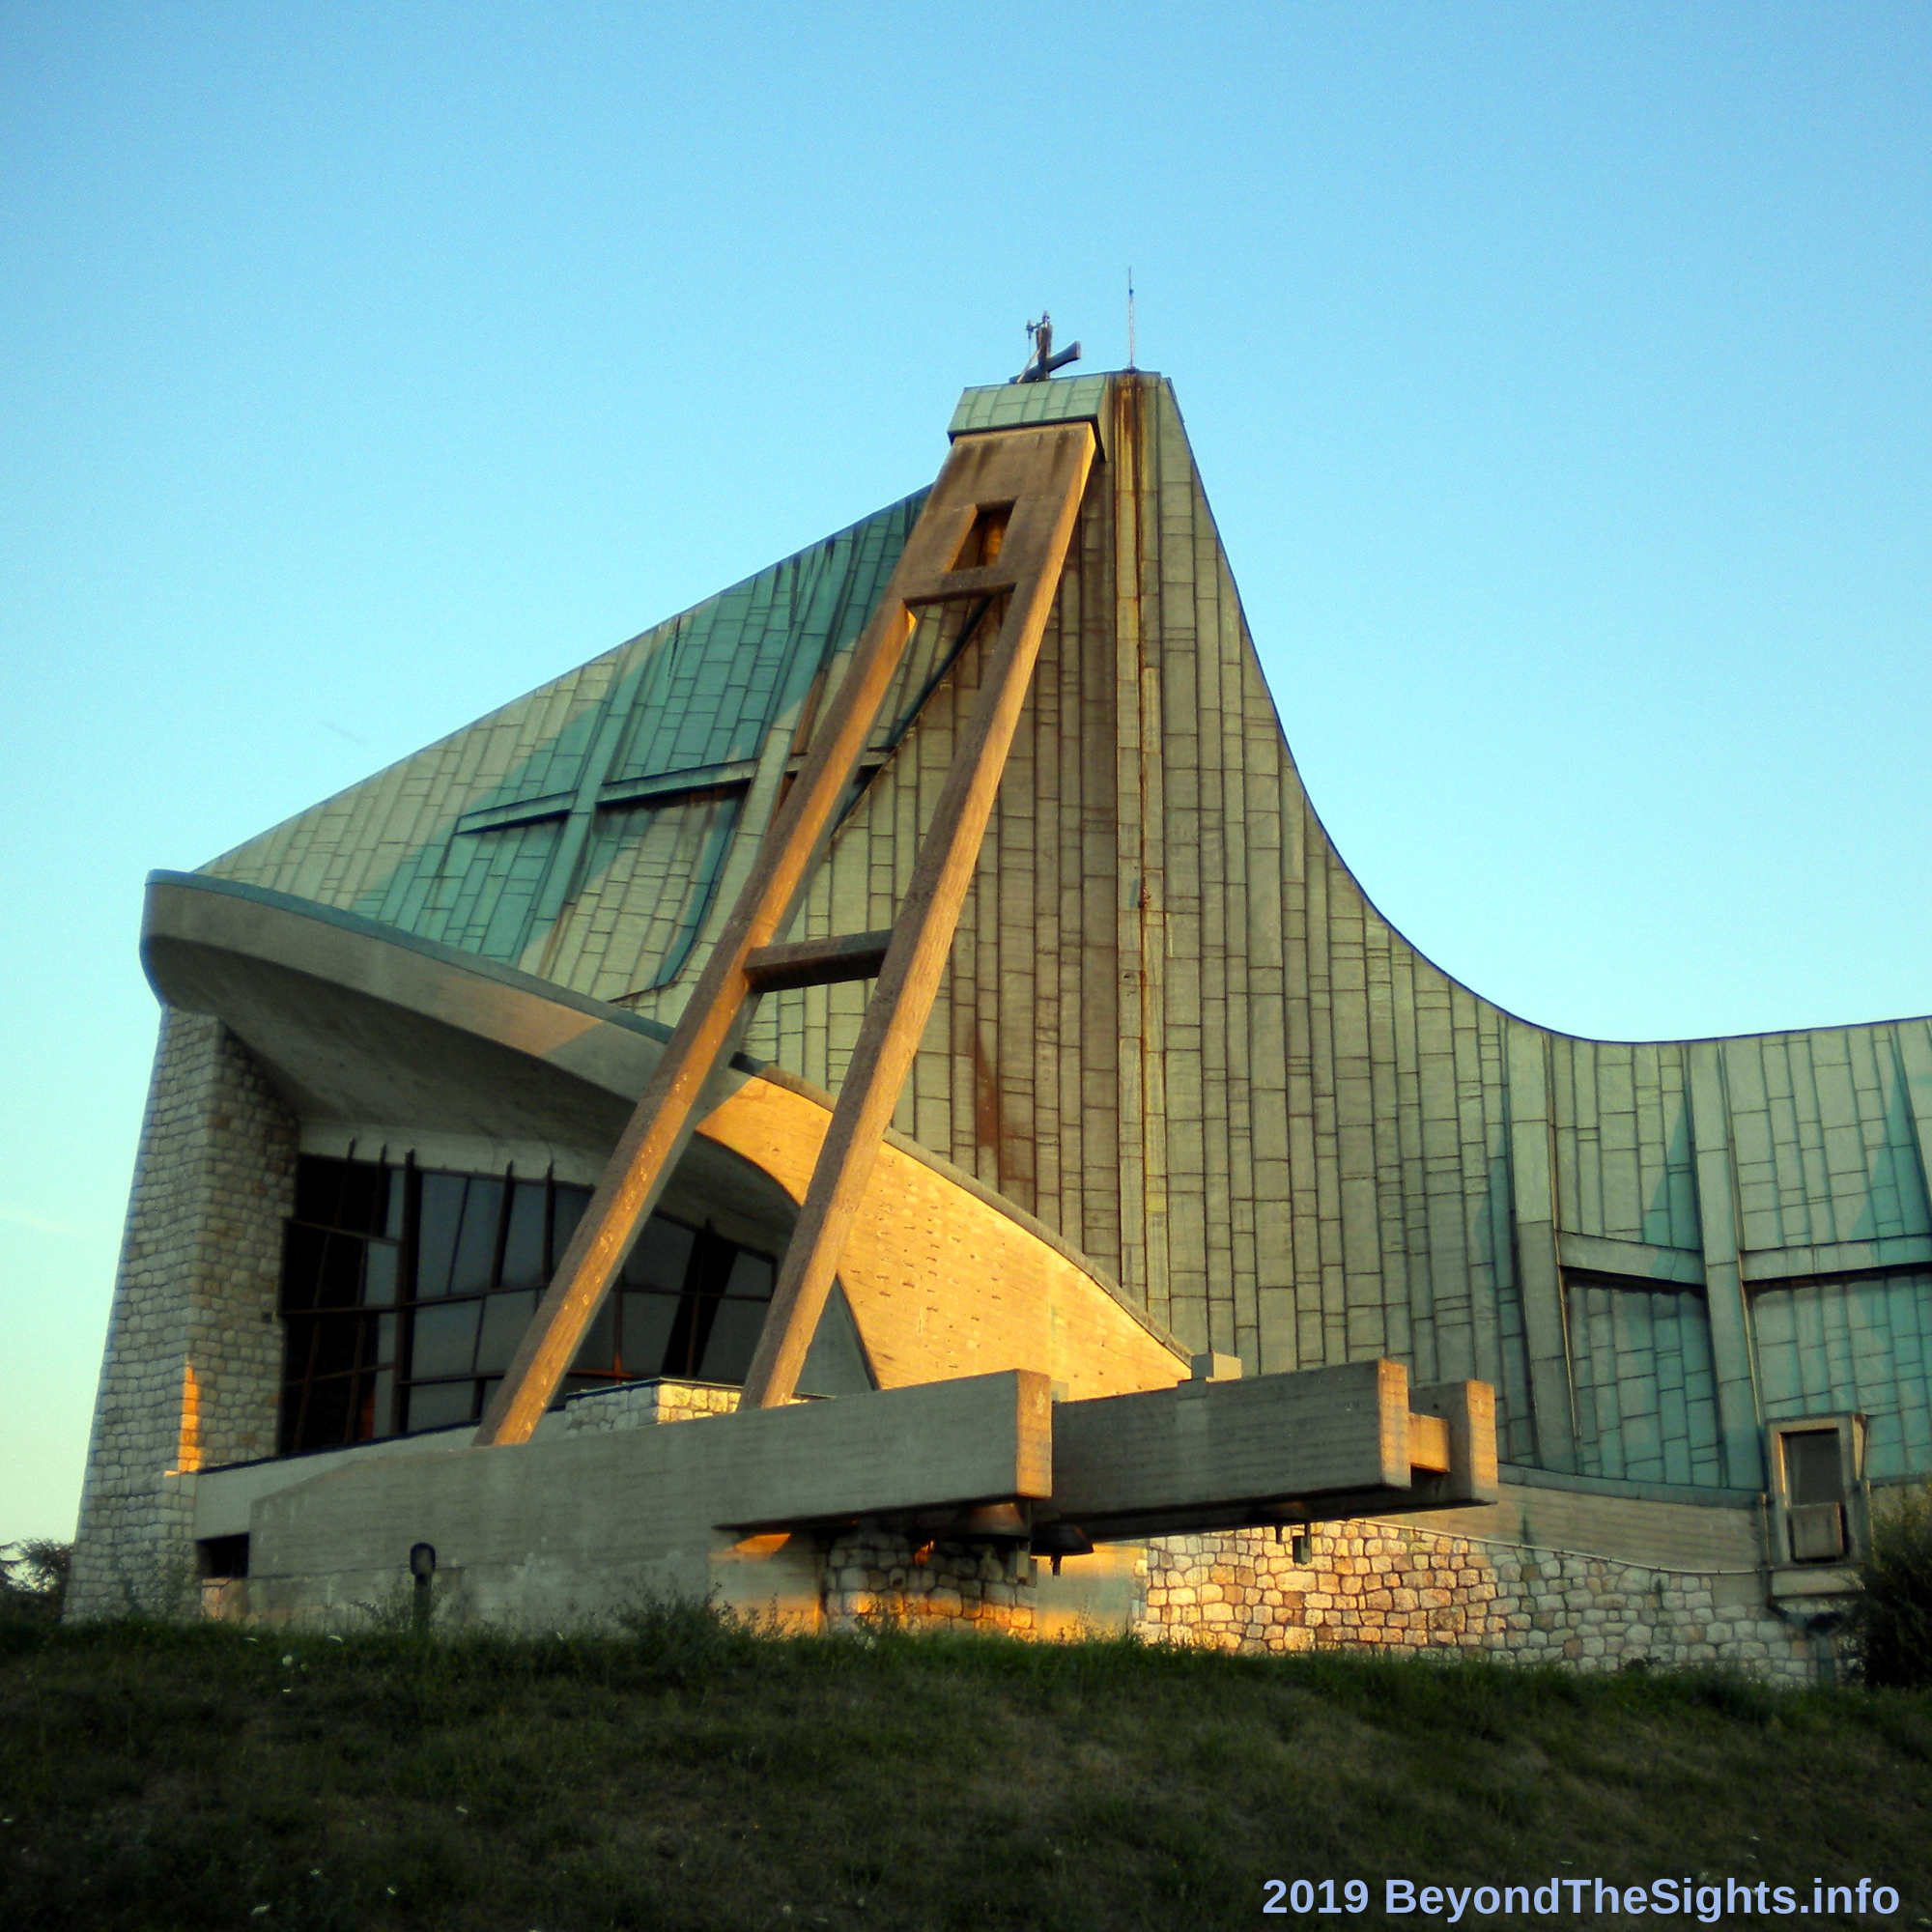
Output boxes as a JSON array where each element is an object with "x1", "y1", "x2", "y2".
[{"x1": 69, "y1": 369, "x2": 1931, "y2": 1678}]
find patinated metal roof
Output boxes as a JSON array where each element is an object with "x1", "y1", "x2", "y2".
[{"x1": 204, "y1": 489, "x2": 938, "y2": 988}]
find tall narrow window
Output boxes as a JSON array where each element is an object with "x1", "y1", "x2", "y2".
[{"x1": 276, "y1": 1156, "x2": 405, "y2": 1453}]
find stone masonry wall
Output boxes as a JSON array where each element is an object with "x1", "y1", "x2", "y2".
[
  {"x1": 1135, "y1": 1521, "x2": 1823, "y2": 1684},
  {"x1": 68, "y1": 1009, "x2": 297, "y2": 1619},
  {"x1": 561, "y1": 1378, "x2": 742, "y2": 1433},
  {"x1": 820, "y1": 1528, "x2": 1038, "y2": 1633}
]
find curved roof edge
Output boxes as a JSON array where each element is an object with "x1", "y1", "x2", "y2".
[{"x1": 142, "y1": 870, "x2": 1187, "y2": 1367}]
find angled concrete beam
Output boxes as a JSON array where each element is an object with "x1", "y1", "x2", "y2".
[
  {"x1": 738, "y1": 422, "x2": 1096, "y2": 1408},
  {"x1": 474, "y1": 423, "x2": 1090, "y2": 1447}
]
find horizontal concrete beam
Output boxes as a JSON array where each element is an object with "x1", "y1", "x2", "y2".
[
  {"x1": 1042, "y1": 1360, "x2": 1495, "y2": 1540},
  {"x1": 710, "y1": 1370, "x2": 1053, "y2": 1528},
  {"x1": 742, "y1": 929, "x2": 895, "y2": 994}
]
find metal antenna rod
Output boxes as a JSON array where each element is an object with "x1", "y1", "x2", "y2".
[{"x1": 1127, "y1": 268, "x2": 1136, "y2": 370}]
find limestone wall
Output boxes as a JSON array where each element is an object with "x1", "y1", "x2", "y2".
[
  {"x1": 1134, "y1": 1520, "x2": 1823, "y2": 1685},
  {"x1": 560, "y1": 1378, "x2": 741, "y2": 1432},
  {"x1": 817, "y1": 1515, "x2": 1826, "y2": 1684},
  {"x1": 68, "y1": 1009, "x2": 296, "y2": 1618}
]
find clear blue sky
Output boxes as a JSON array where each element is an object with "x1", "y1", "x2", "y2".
[{"x1": 3, "y1": 4, "x2": 1927, "y2": 1544}]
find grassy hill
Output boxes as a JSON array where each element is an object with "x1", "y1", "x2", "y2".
[{"x1": 2, "y1": 1607, "x2": 1929, "y2": 1931}]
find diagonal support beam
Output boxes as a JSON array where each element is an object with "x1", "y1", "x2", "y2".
[
  {"x1": 739, "y1": 424, "x2": 1094, "y2": 1407},
  {"x1": 473, "y1": 418, "x2": 1095, "y2": 1447}
]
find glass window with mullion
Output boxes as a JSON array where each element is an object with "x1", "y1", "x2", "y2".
[
  {"x1": 281, "y1": 1310, "x2": 392, "y2": 1452},
  {"x1": 404, "y1": 1378, "x2": 483, "y2": 1433},
  {"x1": 292, "y1": 1155, "x2": 395, "y2": 1237}
]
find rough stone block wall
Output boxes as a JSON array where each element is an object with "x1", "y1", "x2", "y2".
[
  {"x1": 68, "y1": 1009, "x2": 297, "y2": 1618},
  {"x1": 1134, "y1": 1521, "x2": 1823, "y2": 1684},
  {"x1": 819, "y1": 1528, "x2": 1037, "y2": 1633},
  {"x1": 561, "y1": 1379, "x2": 742, "y2": 1433}
]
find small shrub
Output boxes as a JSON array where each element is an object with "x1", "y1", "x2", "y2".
[
  {"x1": 0, "y1": 1539, "x2": 71, "y2": 1622},
  {"x1": 1850, "y1": 1482, "x2": 1932, "y2": 1689},
  {"x1": 610, "y1": 1589, "x2": 765, "y2": 1683}
]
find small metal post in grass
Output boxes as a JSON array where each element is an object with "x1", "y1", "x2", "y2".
[{"x1": 408, "y1": 1542, "x2": 437, "y2": 1634}]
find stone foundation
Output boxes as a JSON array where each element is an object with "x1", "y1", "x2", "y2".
[
  {"x1": 808, "y1": 1516, "x2": 1825, "y2": 1682},
  {"x1": 820, "y1": 1528, "x2": 1038, "y2": 1633},
  {"x1": 1135, "y1": 1521, "x2": 1826, "y2": 1683}
]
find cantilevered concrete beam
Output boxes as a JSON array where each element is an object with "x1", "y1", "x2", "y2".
[{"x1": 1038, "y1": 1360, "x2": 1497, "y2": 1543}]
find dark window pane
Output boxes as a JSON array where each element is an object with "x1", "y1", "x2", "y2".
[
  {"x1": 354, "y1": 1373, "x2": 382, "y2": 1439},
  {"x1": 475, "y1": 1290, "x2": 538, "y2": 1376},
  {"x1": 377, "y1": 1312, "x2": 398, "y2": 1365},
  {"x1": 280, "y1": 1224, "x2": 328, "y2": 1313},
  {"x1": 551, "y1": 1185, "x2": 591, "y2": 1272},
  {"x1": 294, "y1": 1157, "x2": 390, "y2": 1236},
  {"x1": 501, "y1": 1182, "x2": 547, "y2": 1287},
  {"x1": 300, "y1": 1375, "x2": 356, "y2": 1448},
  {"x1": 1785, "y1": 1430, "x2": 1843, "y2": 1505},
  {"x1": 450, "y1": 1179, "x2": 505, "y2": 1294},
  {"x1": 412, "y1": 1300, "x2": 481, "y2": 1379},
  {"x1": 722, "y1": 1251, "x2": 776, "y2": 1301},
  {"x1": 288, "y1": 1313, "x2": 361, "y2": 1378},
  {"x1": 699, "y1": 1296, "x2": 768, "y2": 1383},
  {"x1": 316, "y1": 1233, "x2": 366, "y2": 1311},
  {"x1": 406, "y1": 1381, "x2": 478, "y2": 1432},
  {"x1": 281, "y1": 1227, "x2": 366, "y2": 1314},
  {"x1": 574, "y1": 1295, "x2": 616, "y2": 1374},
  {"x1": 335, "y1": 1163, "x2": 390, "y2": 1237},
  {"x1": 294, "y1": 1158, "x2": 348, "y2": 1229},
  {"x1": 623, "y1": 1216, "x2": 696, "y2": 1293},
  {"x1": 619, "y1": 1292, "x2": 678, "y2": 1378},
  {"x1": 662, "y1": 1293, "x2": 708, "y2": 1378},
  {"x1": 282, "y1": 1315, "x2": 320, "y2": 1382},
  {"x1": 363, "y1": 1240, "x2": 400, "y2": 1308},
  {"x1": 558, "y1": 1375, "x2": 611, "y2": 1400},
  {"x1": 416, "y1": 1175, "x2": 467, "y2": 1299}
]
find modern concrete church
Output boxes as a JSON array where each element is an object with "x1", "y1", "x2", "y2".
[{"x1": 71, "y1": 369, "x2": 1932, "y2": 1680}]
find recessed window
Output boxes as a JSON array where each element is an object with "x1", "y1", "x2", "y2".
[{"x1": 1767, "y1": 1416, "x2": 1868, "y2": 1567}]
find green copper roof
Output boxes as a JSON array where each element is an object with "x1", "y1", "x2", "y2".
[
  {"x1": 205, "y1": 374, "x2": 1134, "y2": 991},
  {"x1": 949, "y1": 373, "x2": 1116, "y2": 451},
  {"x1": 202, "y1": 486, "x2": 946, "y2": 986}
]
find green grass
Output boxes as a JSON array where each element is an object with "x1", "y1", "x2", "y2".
[{"x1": 2, "y1": 1607, "x2": 1930, "y2": 1931}]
